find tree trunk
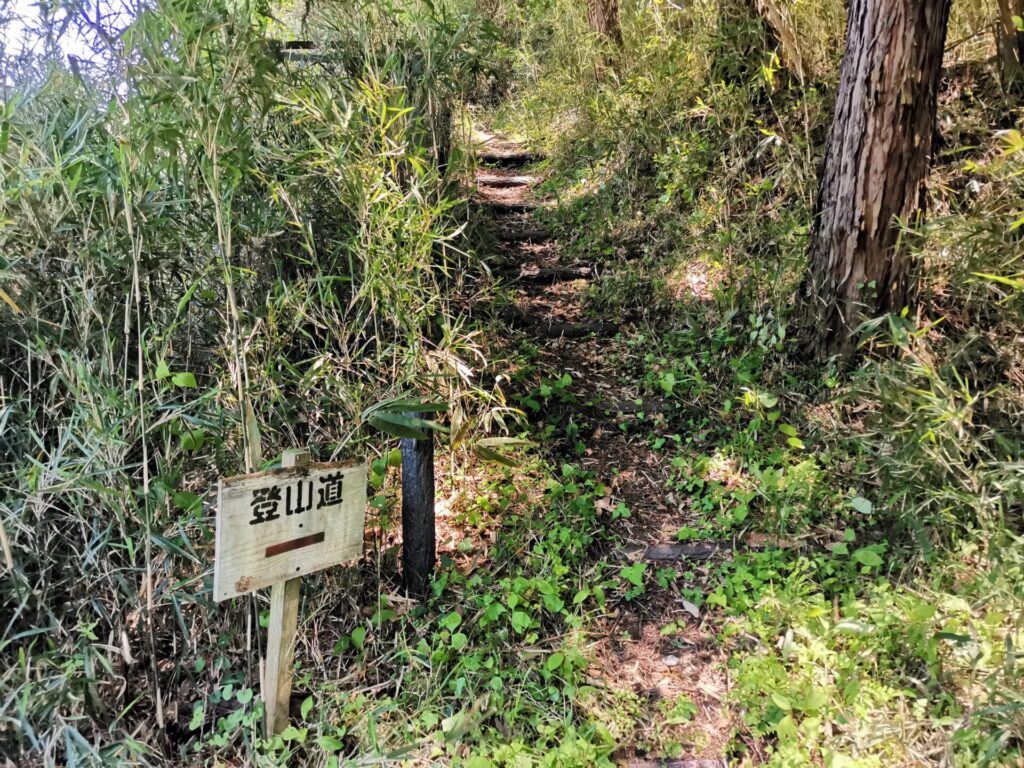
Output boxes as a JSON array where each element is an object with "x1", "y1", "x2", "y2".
[
  {"x1": 588, "y1": 0, "x2": 623, "y2": 47},
  {"x1": 799, "y1": 0, "x2": 952, "y2": 359},
  {"x1": 715, "y1": 0, "x2": 804, "y2": 83},
  {"x1": 997, "y1": 0, "x2": 1024, "y2": 91},
  {"x1": 752, "y1": 0, "x2": 806, "y2": 80}
]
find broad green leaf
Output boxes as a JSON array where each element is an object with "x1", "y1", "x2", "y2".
[
  {"x1": 171, "y1": 372, "x2": 197, "y2": 388},
  {"x1": 179, "y1": 429, "x2": 205, "y2": 452},
  {"x1": 172, "y1": 491, "x2": 203, "y2": 515},
  {"x1": 351, "y1": 626, "x2": 366, "y2": 650},
  {"x1": 850, "y1": 496, "x2": 873, "y2": 514},
  {"x1": 802, "y1": 687, "x2": 828, "y2": 713},
  {"x1": 482, "y1": 602, "x2": 504, "y2": 623},
  {"x1": 367, "y1": 411, "x2": 448, "y2": 439},
  {"x1": 621, "y1": 562, "x2": 647, "y2": 587},
  {"x1": 542, "y1": 593, "x2": 564, "y2": 612},
  {"x1": 475, "y1": 445, "x2": 518, "y2": 467},
  {"x1": 909, "y1": 603, "x2": 936, "y2": 623},
  {"x1": 189, "y1": 702, "x2": 204, "y2": 730},
  {"x1": 852, "y1": 547, "x2": 882, "y2": 568},
  {"x1": 319, "y1": 735, "x2": 344, "y2": 751},
  {"x1": 775, "y1": 714, "x2": 798, "y2": 741},
  {"x1": 280, "y1": 725, "x2": 306, "y2": 743},
  {"x1": 510, "y1": 611, "x2": 531, "y2": 633}
]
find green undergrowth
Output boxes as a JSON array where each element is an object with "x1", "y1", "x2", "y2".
[
  {"x1": 4, "y1": 0, "x2": 1024, "y2": 765},
  {"x1": 182, "y1": 456, "x2": 661, "y2": 766},
  {"x1": 483, "y1": 1, "x2": 1024, "y2": 765},
  {"x1": 571, "y1": 320, "x2": 1022, "y2": 767},
  {"x1": 0, "y1": 1, "x2": 514, "y2": 763}
]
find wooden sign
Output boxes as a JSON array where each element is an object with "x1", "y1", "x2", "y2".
[{"x1": 214, "y1": 458, "x2": 367, "y2": 602}]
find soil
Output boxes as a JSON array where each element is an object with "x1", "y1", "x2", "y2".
[{"x1": 474, "y1": 133, "x2": 738, "y2": 765}]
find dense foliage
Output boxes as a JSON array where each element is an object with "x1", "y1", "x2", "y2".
[
  {"x1": 490, "y1": 0, "x2": 1023, "y2": 764},
  {"x1": 0, "y1": 0, "x2": 509, "y2": 761},
  {"x1": 1, "y1": 0, "x2": 1022, "y2": 766}
]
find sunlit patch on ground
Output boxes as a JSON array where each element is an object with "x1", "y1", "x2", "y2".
[{"x1": 665, "y1": 258, "x2": 724, "y2": 303}]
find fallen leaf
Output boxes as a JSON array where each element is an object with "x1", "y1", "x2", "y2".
[{"x1": 680, "y1": 599, "x2": 700, "y2": 619}]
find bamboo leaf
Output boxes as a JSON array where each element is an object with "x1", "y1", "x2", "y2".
[
  {"x1": 475, "y1": 445, "x2": 518, "y2": 466},
  {"x1": 367, "y1": 411, "x2": 437, "y2": 440}
]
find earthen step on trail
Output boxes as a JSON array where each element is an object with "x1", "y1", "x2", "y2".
[
  {"x1": 501, "y1": 307, "x2": 618, "y2": 338},
  {"x1": 597, "y1": 397, "x2": 671, "y2": 415},
  {"x1": 640, "y1": 534, "x2": 800, "y2": 564},
  {"x1": 477, "y1": 174, "x2": 536, "y2": 188},
  {"x1": 479, "y1": 200, "x2": 540, "y2": 214},
  {"x1": 546, "y1": 397, "x2": 674, "y2": 422},
  {"x1": 478, "y1": 150, "x2": 543, "y2": 167},
  {"x1": 496, "y1": 227, "x2": 553, "y2": 243},
  {"x1": 500, "y1": 264, "x2": 592, "y2": 283},
  {"x1": 535, "y1": 320, "x2": 619, "y2": 339}
]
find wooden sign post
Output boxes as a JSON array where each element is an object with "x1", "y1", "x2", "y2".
[
  {"x1": 214, "y1": 450, "x2": 367, "y2": 736},
  {"x1": 400, "y1": 420, "x2": 435, "y2": 597}
]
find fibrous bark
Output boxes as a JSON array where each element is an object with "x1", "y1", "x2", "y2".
[
  {"x1": 997, "y1": 0, "x2": 1024, "y2": 90},
  {"x1": 752, "y1": 0, "x2": 805, "y2": 80},
  {"x1": 588, "y1": 0, "x2": 623, "y2": 47},
  {"x1": 800, "y1": 0, "x2": 953, "y2": 359},
  {"x1": 715, "y1": 0, "x2": 804, "y2": 82}
]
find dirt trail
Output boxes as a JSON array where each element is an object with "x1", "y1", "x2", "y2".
[{"x1": 474, "y1": 134, "x2": 736, "y2": 766}]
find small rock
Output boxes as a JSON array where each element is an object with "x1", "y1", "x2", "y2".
[{"x1": 662, "y1": 654, "x2": 680, "y2": 668}]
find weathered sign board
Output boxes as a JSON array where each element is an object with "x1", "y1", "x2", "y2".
[
  {"x1": 214, "y1": 459, "x2": 367, "y2": 601},
  {"x1": 214, "y1": 451, "x2": 367, "y2": 736}
]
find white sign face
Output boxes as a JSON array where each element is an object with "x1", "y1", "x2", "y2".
[{"x1": 213, "y1": 461, "x2": 367, "y2": 601}]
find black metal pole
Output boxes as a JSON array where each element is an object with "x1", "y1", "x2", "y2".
[{"x1": 400, "y1": 418, "x2": 435, "y2": 597}]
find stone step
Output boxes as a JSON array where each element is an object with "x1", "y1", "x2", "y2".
[{"x1": 643, "y1": 542, "x2": 720, "y2": 562}]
